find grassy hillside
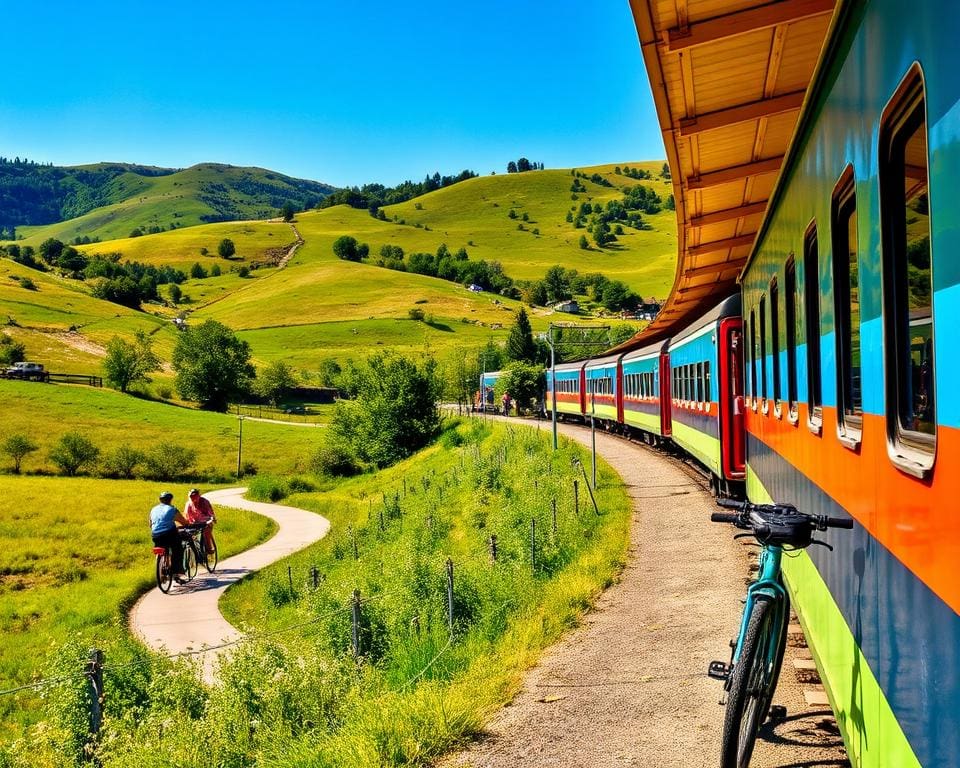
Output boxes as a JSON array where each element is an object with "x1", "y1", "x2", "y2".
[
  {"x1": 0, "y1": 379, "x2": 321, "y2": 477},
  {"x1": 8, "y1": 162, "x2": 334, "y2": 245},
  {"x1": 1, "y1": 160, "x2": 675, "y2": 374}
]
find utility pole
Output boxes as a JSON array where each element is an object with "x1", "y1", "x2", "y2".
[{"x1": 236, "y1": 415, "x2": 244, "y2": 480}]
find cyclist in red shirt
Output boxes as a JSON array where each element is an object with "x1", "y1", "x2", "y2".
[{"x1": 184, "y1": 488, "x2": 216, "y2": 556}]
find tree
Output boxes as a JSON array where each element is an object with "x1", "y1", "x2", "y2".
[
  {"x1": 494, "y1": 361, "x2": 545, "y2": 414},
  {"x1": 172, "y1": 320, "x2": 255, "y2": 411},
  {"x1": 332, "y1": 235, "x2": 362, "y2": 261},
  {"x1": 168, "y1": 283, "x2": 182, "y2": 304},
  {"x1": 543, "y1": 265, "x2": 572, "y2": 302},
  {"x1": 38, "y1": 238, "x2": 64, "y2": 264},
  {"x1": 218, "y1": 238, "x2": 236, "y2": 258},
  {"x1": 255, "y1": 360, "x2": 297, "y2": 405},
  {"x1": 579, "y1": 234, "x2": 589, "y2": 250},
  {"x1": 49, "y1": 432, "x2": 100, "y2": 476},
  {"x1": 103, "y1": 331, "x2": 161, "y2": 393},
  {"x1": 331, "y1": 353, "x2": 443, "y2": 468},
  {"x1": 506, "y1": 307, "x2": 537, "y2": 363},
  {"x1": 190, "y1": 262, "x2": 207, "y2": 279},
  {"x1": 507, "y1": 161, "x2": 518, "y2": 174},
  {"x1": 0, "y1": 333, "x2": 26, "y2": 365},
  {"x1": 280, "y1": 202, "x2": 296, "y2": 222},
  {"x1": 2, "y1": 434, "x2": 37, "y2": 473},
  {"x1": 661, "y1": 162, "x2": 671, "y2": 179}
]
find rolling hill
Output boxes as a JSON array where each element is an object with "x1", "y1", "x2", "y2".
[
  {"x1": 0, "y1": 161, "x2": 676, "y2": 382},
  {"x1": 1, "y1": 161, "x2": 335, "y2": 244}
]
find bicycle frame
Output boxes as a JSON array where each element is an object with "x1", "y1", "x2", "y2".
[{"x1": 729, "y1": 544, "x2": 787, "y2": 672}]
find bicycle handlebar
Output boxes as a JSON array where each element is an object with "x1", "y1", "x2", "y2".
[
  {"x1": 710, "y1": 512, "x2": 740, "y2": 524},
  {"x1": 712, "y1": 498, "x2": 853, "y2": 532}
]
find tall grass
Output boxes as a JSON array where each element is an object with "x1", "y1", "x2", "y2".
[{"x1": 2, "y1": 420, "x2": 631, "y2": 767}]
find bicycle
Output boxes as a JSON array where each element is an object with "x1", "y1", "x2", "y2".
[
  {"x1": 707, "y1": 498, "x2": 852, "y2": 768},
  {"x1": 152, "y1": 538, "x2": 197, "y2": 593},
  {"x1": 181, "y1": 522, "x2": 217, "y2": 573}
]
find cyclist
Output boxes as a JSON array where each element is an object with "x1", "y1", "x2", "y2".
[
  {"x1": 184, "y1": 488, "x2": 216, "y2": 555},
  {"x1": 150, "y1": 491, "x2": 189, "y2": 583}
]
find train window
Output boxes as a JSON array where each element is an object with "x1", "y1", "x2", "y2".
[
  {"x1": 770, "y1": 277, "x2": 782, "y2": 410},
  {"x1": 880, "y1": 66, "x2": 935, "y2": 474},
  {"x1": 696, "y1": 362, "x2": 704, "y2": 403},
  {"x1": 831, "y1": 167, "x2": 863, "y2": 444},
  {"x1": 803, "y1": 224, "x2": 823, "y2": 430},
  {"x1": 704, "y1": 360, "x2": 711, "y2": 404},
  {"x1": 759, "y1": 295, "x2": 768, "y2": 407},
  {"x1": 749, "y1": 309, "x2": 757, "y2": 406},
  {"x1": 785, "y1": 258, "x2": 799, "y2": 421}
]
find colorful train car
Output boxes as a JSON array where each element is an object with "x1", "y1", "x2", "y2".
[
  {"x1": 621, "y1": 340, "x2": 671, "y2": 442},
  {"x1": 545, "y1": 360, "x2": 586, "y2": 418},
  {"x1": 584, "y1": 354, "x2": 620, "y2": 423},
  {"x1": 667, "y1": 296, "x2": 745, "y2": 493},
  {"x1": 739, "y1": 3, "x2": 960, "y2": 765}
]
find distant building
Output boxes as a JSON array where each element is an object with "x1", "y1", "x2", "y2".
[
  {"x1": 553, "y1": 300, "x2": 580, "y2": 314},
  {"x1": 467, "y1": 283, "x2": 483, "y2": 292}
]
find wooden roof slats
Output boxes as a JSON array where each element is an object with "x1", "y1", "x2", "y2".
[
  {"x1": 663, "y1": 0, "x2": 835, "y2": 52},
  {"x1": 621, "y1": 0, "x2": 837, "y2": 349}
]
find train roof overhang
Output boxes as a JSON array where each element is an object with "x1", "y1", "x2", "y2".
[{"x1": 611, "y1": 0, "x2": 841, "y2": 356}]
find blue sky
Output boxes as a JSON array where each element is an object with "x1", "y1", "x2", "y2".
[{"x1": 0, "y1": 1, "x2": 663, "y2": 188}]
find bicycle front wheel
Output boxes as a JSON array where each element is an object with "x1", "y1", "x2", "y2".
[
  {"x1": 156, "y1": 552, "x2": 173, "y2": 593},
  {"x1": 721, "y1": 594, "x2": 780, "y2": 768},
  {"x1": 183, "y1": 542, "x2": 198, "y2": 581}
]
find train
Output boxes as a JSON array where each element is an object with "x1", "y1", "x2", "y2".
[{"x1": 496, "y1": 1, "x2": 960, "y2": 764}]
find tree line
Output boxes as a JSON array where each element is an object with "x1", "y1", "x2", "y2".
[{"x1": 319, "y1": 169, "x2": 478, "y2": 216}]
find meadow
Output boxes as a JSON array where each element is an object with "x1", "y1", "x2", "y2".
[
  {"x1": 0, "y1": 380, "x2": 322, "y2": 478},
  {"x1": 0, "y1": 475, "x2": 277, "y2": 738},
  {"x1": 2, "y1": 419, "x2": 632, "y2": 767}
]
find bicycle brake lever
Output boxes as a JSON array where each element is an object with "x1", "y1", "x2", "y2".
[
  {"x1": 810, "y1": 539, "x2": 834, "y2": 551},
  {"x1": 732, "y1": 533, "x2": 759, "y2": 545}
]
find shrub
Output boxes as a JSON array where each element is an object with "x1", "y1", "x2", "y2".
[
  {"x1": 141, "y1": 442, "x2": 198, "y2": 480},
  {"x1": 49, "y1": 432, "x2": 100, "y2": 476},
  {"x1": 310, "y1": 437, "x2": 362, "y2": 477},
  {"x1": 189, "y1": 262, "x2": 208, "y2": 279},
  {"x1": 247, "y1": 475, "x2": 287, "y2": 502},
  {"x1": 407, "y1": 308, "x2": 425, "y2": 321},
  {"x1": 210, "y1": 264, "x2": 221, "y2": 277},
  {"x1": 101, "y1": 444, "x2": 144, "y2": 479},
  {"x1": 2, "y1": 433, "x2": 38, "y2": 473},
  {"x1": 218, "y1": 238, "x2": 236, "y2": 258},
  {"x1": 237, "y1": 266, "x2": 250, "y2": 278},
  {"x1": 0, "y1": 333, "x2": 26, "y2": 365}
]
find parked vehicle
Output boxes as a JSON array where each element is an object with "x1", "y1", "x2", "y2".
[{"x1": 2, "y1": 362, "x2": 46, "y2": 380}]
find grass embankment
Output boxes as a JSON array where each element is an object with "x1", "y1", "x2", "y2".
[
  {"x1": 0, "y1": 476, "x2": 277, "y2": 738},
  {"x1": 4, "y1": 419, "x2": 631, "y2": 767},
  {"x1": 0, "y1": 379, "x2": 321, "y2": 478}
]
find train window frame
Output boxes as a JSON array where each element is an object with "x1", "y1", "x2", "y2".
[
  {"x1": 831, "y1": 166, "x2": 863, "y2": 448},
  {"x1": 704, "y1": 360, "x2": 712, "y2": 411},
  {"x1": 785, "y1": 257, "x2": 800, "y2": 424},
  {"x1": 770, "y1": 277, "x2": 782, "y2": 418},
  {"x1": 696, "y1": 361, "x2": 704, "y2": 407},
  {"x1": 759, "y1": 295, "x2": 769, "y2": 414},
  {"x1": 749, "y1": 308, "x2": 758, "y2": 411},
  {"x1": 879, "y1": 64, "x2": 936, "y2": 478},
  {"x1": 803, "y1": 224, "x2": 823, "y2": 434}
]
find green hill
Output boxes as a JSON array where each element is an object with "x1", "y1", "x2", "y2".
[
  {"x1": 2, "y1": 161, "x2": 335, "y2": 244},
  {"x1": 1, "y1": 161, "x2": 675, "y2": 379}
]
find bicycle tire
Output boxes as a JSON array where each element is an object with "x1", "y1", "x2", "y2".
[
  {"x1": 183, "y1": 542, "x2": 198, "y2": 581},
  {"x1": 203, "y1": 535, "x2": 218, "y2": 573},
  {"x1": 156, "y1": 552, "x2": 174, "y2": 594},
  {"x1": 720, "y1": 594, "x2": 779, "y2": 768}
]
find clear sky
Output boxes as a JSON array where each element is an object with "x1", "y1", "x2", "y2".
[{"x1": 0, "y1": 1, "x2": 664, "y2": 188}]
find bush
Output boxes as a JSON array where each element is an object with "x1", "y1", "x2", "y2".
[
  {"x1": 49, "y1": 432, "x2": 100, "y2": 476},
  {"x1": 247, "y1": 475, "x2": 288, "y2": 502},
  {"x1": 101, "y1": 444, "x2": 144, "y2": 479},
  {"x1": 311, "y1": 437, "x2": 362, "y2": 477},
  {"x1": 237, "y1": 266, "x2": 250, "y2": 278},
  {"x1": 0, "y1": 333, "x2": 26, "y2": 365},
  {"x1": 218, "y1": 238, "x2": 235, "y2": 258},
  {"x1": 407, "y1": 307, "x2": 425, "y2": 321},
  {"x1": 141, "y1": 442, "x2": 198, "y2": 480}
]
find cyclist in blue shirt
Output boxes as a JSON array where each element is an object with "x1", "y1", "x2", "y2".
[{"x1": 150, "y1": 491, "x2": 189, "y2": 582}]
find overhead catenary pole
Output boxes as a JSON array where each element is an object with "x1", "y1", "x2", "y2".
[{"x1": 236, "y1": 415, "x2": 244, "y2": 480}]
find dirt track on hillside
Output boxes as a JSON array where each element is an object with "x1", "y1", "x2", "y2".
[{"x1": 440, "y1": 419, "x2": 848, "y2": 768}]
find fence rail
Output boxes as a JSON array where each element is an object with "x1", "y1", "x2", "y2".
[{"x1": 0, "y1": 371, "x2": 102, "y2": 387}]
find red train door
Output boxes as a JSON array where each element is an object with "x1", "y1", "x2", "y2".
[
  {"x1": 659, "y1": 351, "x2": 672, "y2": 436},
  {"x1": 578, "y1": 365, "x2": 587, "y2": 415},
  {"x1": 719, "y1": 318, "x2": 745, "y2": 479},
  {"x1": 616, "y1": 358, "x2": 624, "y2": 423}
]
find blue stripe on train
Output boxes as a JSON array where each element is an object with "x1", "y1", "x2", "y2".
[{"x1": 747, "y1": 433, "x2": 960, "y2": 768}]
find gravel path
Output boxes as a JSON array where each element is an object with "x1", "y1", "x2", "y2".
[
  {"x1": 129, "y1": 487, "x2": 330, "y2": 684},
  {"x1": 442, "y1": 419, "x2": 848, "y2": 768}
]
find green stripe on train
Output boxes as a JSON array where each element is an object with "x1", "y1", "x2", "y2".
[
  {"x1": 624, "y1": 409, "x2": 661, "y2": 435},
  {"x1": 589, "y1": 403, "x2": 618, "y2": 421},
  {"x1": 747, "y1": 471, "x2": 921, "y2": 768},
  {"x1": 670, "y1": 419, "x2": 720, "y2": 476}
]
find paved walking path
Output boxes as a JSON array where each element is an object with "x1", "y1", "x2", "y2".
[
  {"x1": 129, "y1": 487, "x2": 330, "y2": 684},
  {"x1": 443, "y1": 418, "x2": 847, "y2": 768}
]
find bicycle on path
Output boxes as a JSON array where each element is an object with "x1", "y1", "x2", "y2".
[
  {"x1": 181, "y1": 522, "x2": 217, "y2": 574},
  {"x1": 707, "y1": 498, "x2": 852, "y2": 768},
  {"x1": 153, "y1": 538, "x2": 197, "y2": 593}
]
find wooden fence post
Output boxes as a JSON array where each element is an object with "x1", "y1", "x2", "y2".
[
  {"x1": 351, "y1": 590, "x2": 361, "y2": 658},
  {"x1": 530, "y1": 518, "x2": 537, "y2": 573},
  {"x1": 488, "y1": 534, "x2": 498, "y2": 563},
  {"x1": 446, "y1": 558, "x2": 455, "y2": 637},
  {"x1": 85, "y1": 648, "x2": 104, "y2": 752}
]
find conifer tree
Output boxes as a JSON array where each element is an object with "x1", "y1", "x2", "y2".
[{"x1": 506, "y1": 306, "x2": 537, "y2": 363}]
